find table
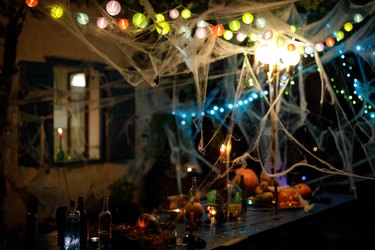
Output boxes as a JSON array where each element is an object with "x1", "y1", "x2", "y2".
[{"x1": 38, "y1": 192, "x2": 354, "y2": 249}]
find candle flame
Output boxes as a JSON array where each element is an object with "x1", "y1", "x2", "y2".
[
  {"x1": 57, "y1": 128, "x2": 63, "y2": 136},
  {"x1": 220, "y1": 144, "x2": 226, "y2": 154}
]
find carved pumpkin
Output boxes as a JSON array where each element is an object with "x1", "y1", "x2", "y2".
[
  {"x1": 278, "y1": 187, "x2": 301, "y2": 208},
  {"x1": 235, "y1": 168, "x2": 259, "y2": 195},
  {"x1": 184, "y1": 201, "x2": 204, "y2": 221},
  {"x1": 136, "y1": 213, "x2": 160, "y2": 231},
  {"x1": 293, "y1": 183, "x2": 312, "y2": 199}
]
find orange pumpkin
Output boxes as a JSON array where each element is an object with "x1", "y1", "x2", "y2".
[
  {"x1": 136, "y1": 213, "x2": 160, "y2": 231},
  {"x1": 278, "y1": 187, "x2": 301, "y2": 208},
  {"x1": 184, "y1": 201, "x2": 204, "y2": 221},
  {"x1": 235, "y1": 168, "x2": 259, "y2": 195},
  {"x1": 293, "y1": 183, "x2": 312, "y2": 199}
]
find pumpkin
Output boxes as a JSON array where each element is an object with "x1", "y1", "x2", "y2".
[
  {"x1": 293, "y1": 183, "x2": 312, "y2": 199},
  {"x1": 184, "y1": 201, "x2": 204, "y2": 221},
  {"x1": 136, "y1": 213, "x2": 160, "y2": 231},
  {"x1": 278, "y1": 187, "x2": 301, "y2": 209},
  {"x1": 235, "y1": 168, "x2": 259, "y2": 195}
]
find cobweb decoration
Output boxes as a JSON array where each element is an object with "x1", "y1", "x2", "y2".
[{"x1": 15, "y1": 0, "x2": 375, "y2": 204}]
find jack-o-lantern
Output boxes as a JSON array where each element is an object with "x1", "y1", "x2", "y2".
[
  {"x1": 235, "y1": 168, "x2": 259, "y2": 195},
  {"x1": 184, "y1": 201, "x2": 204, "y2": 221},
  {"x1": 136, "y1": 213, "x2": 160, "y2": 231},
  {"x1": 278, "y1": 187, "x2": 301, "y2": 209},
  {"x1": 293, "y1": 183, "x2": 312, "y2": 199}
]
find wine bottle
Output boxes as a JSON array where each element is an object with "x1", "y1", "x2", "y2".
[
  {"x1": 98, "y1": 196, "x2": 112, "y2": 250},
  {"x1": 77, "y1": 196, "x2": 89, "y2": 250},
  {"x1": 239, "y1": 174, "x2": 247, "y2": 216},
  {"x1": 64, "y1": 200, "x2": 80, "y2": 250}
]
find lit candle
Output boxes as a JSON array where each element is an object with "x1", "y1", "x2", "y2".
[
  {"x1": 56, "y1": 128, "x2": 65, "y2": 161},
  {"x1": 57, "y1": 128, "x2": 63, "y2": 146},
  {"x1": 220, "y1": 144, "x2": 226, "y2": 158}
]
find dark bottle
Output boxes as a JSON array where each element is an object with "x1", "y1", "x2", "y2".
[
  {"x1": 78, "y1": 196, "x2": 89, "y2": 250},
  {"x1": 98, "y1": 197, "x2": 112, "y2": 250},
  {"x1": 189, "y1": 176, "x2": 198, "y2": 201},
  {"x1": 64, "y1": 200, "x2": 80, "y2": 250},
  {"x1": 25, "y1": 212, "x2": 38, "y2": 250},
  {"x1": 239, "y1": 175, "x2": 247, "y2": 214}
]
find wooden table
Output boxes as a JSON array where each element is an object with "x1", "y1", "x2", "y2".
[{"x1": 38, "y1": 192, "x2": 353, "y2": 249}]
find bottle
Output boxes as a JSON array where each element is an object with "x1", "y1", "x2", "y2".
[
  {"x1": 25, "y1": 212, "x2": 38, "y2": 250},
  {"x1": 64, "y1": 200, "x2": 80, "y2": 250},
  {"x1": 227, "y1": 182, "x2": 242, "y2": 221},
  {"x1": 77, "y1": 196, "x2": 89, "y2": 250},
  {"x1": 98, "y1": 196, "x2": 112, "y2": 250},
  {"x1": 189, "y1": 176, "x2": 198, "y2": 201},
  {"x1": 239, "y1": 175, "x2": 247, "y2": 216}
]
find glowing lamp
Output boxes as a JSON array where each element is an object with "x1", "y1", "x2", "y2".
[
  {"x1": 106, "y1": 0, "x2": 121, "y2": 16},
  {"x1": 236, "y1": 32, "x2": 247, "y2": 42},
  {"x1": 257, "y1": 45, "x2": 279, "y2": 65},
  {"x1": 77, "y1": 12, "x2": 89, "y2": 25},
  {"x1": 290, "y1": 25, "x2": 297, "y2": 33},
  {"x1": 282, "y1": 49, "x2": 300, "y2": 66},
  {"x1": 249, "y1": 32, "x2": 258, "y2": 42},
  {"x1": 223, "y1": 30, "x2": 233, "y2": 40},
  {"x1": 353, "y1": 13, "x2": 363, "y2": 23},
  {"x1": 97, "y1": 17, "x2": 108, "y2": 29},
  {"x1": 212, "y1": 24, "x2": 225, "y2": 36},
  {"x1": 229, "y1": 20, "x2": 241, "y2": 32},
  {"x1": 255, "y1": 17, "x2": 266, "y2": 28},
  {"x1": 118, "y1": 18, "x2": 129, "y2": 30},
  {"x1": 195, "y1": 27, "x2": 208, "y2": 39},
  {"x1": 197, "y1": 20, "x2": 209, "y2": 28},
  {"x1": 242, "y1": 13, "x2": 254, "y2": 24},
  {"x1": 178, "y1": 25, "x2": 191, "y2": 38},
  {"x1": 51, "y1": 6, "x2": 64, "y2": 19},
  {"x1": 287, "y1": 43, "x2": 296, "y2": 51},
  {"x1": 133, "y1": 13, "x2": 147, "y2": 27},
  {"x1": 315, "y1": 42, "x2": 325, "y2": 52},
  {"x1": 304, "y1": 45, "x2": 314, "y2": 54},
  {"x1": 181, "y1": 8, "x2": 191, "y2": 19},
  {"x1": 25, "y1": 0, "x2": 38, "y2": 8},
  {"x1": 276, "y1": 37, "x2": 285, "y2": 47},
  {"x1": 335, "y1": 30, "x2": 344, "y2": 41},
  {"x1": 325, "y1": 37, "x2": 335, "y2": 47},
  {"x1": 344, "y1": 22, "x2": 353, "y2": 32},
  {"x1": 263, "y1": 29, "x2": 273, "y2": 40},
  {"x1": 155, "y1": 13, "x2": 165, "y2": 23},
  {"x1": 156, "y1": 21, "x2": 170, "y2": 35},
  {"x1": 169, "y1": 8, "x2": 179, "y2": 19},
  {"x1": 297, "y1": 46, "x2": 305, "y2": 55}
]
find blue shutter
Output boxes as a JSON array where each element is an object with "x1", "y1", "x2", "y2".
[{"x1": 19, "y1": 61, "x2": 53, "y2": 167}]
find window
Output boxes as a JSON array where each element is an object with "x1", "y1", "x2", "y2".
[
  {"x1": 53, "y1": 67, "x2": 101, "y2": 162},
  {"x1": 19, "y1": 59, "x2": 135, "y2": 167}
]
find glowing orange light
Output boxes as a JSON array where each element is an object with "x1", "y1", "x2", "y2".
[
  {"x1": 118, "y1": 18, "x2": 129, "y2": 30},
  {"x1": 313, "y1": 146, "x2": 318, "y2": 152},
  {"x1": 211, "y1": 24, "x2": 225, "y2": 37},
  {"x1": 325, "y1": 37, "x2": 335, "y2": 47},
  {"x1": 287, "y1": 43, "x2": 296, "y2": 51},
  {"x1": 25, "y1": 0, "x2": 38, "y2": 7}
]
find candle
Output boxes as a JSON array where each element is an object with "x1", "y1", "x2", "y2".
[
  {"x1": 220, "y1": 144, "x2": 226, "y2": 158},
  {"x1": 56, "y1": 128, "x2": 65, "y2": 161}
]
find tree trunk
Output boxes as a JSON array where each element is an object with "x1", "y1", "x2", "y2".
[{"x1": 0, "y1": 4, "x2": 27, "y2": 238}]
